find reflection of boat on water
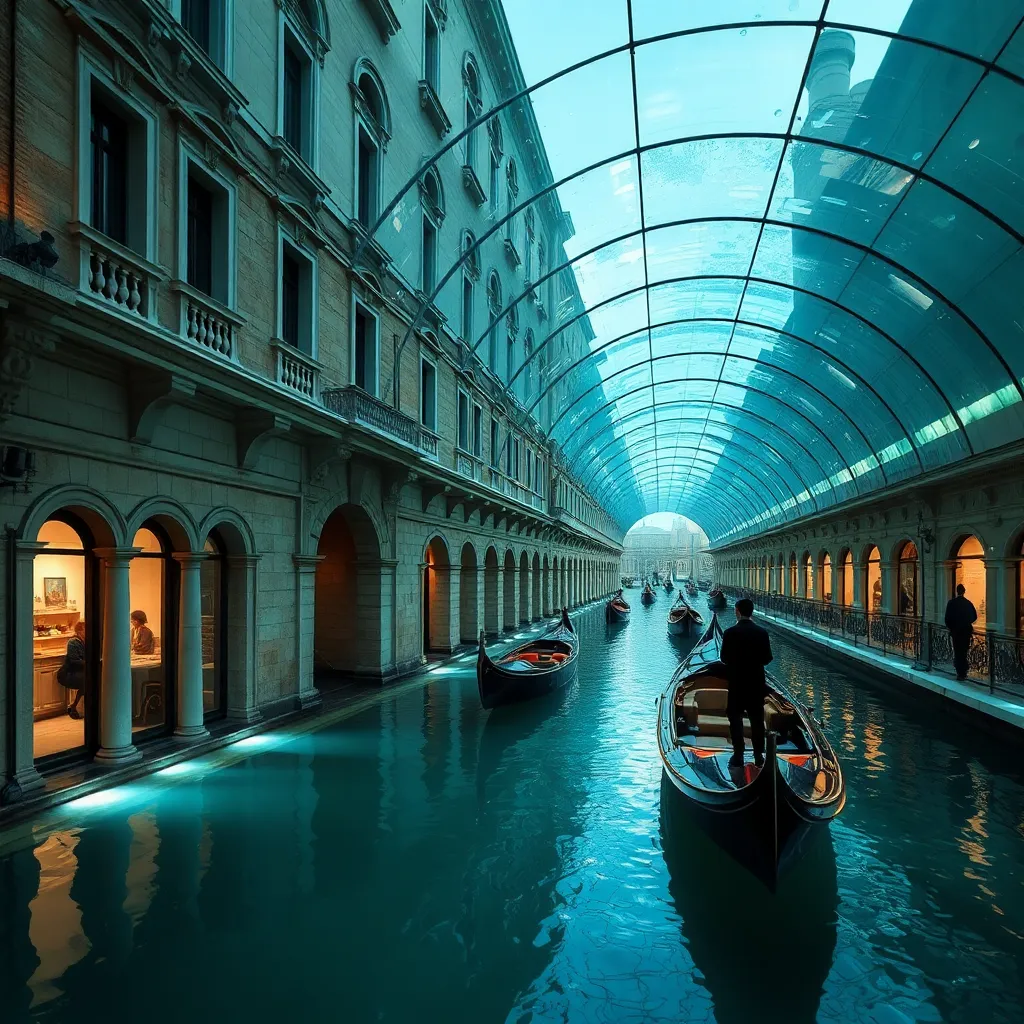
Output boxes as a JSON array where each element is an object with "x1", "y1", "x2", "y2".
[
  {"x1": 657, "y1": 616, "x2": 845, "y2": 890},
  {"x1": 659, "y1": 772, "x2": 839, "y2": 1024}
]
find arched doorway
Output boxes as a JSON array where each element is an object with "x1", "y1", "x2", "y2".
[
  {"x1": 897, "y1": 541, "x2": 918, "y2": 616},
  {"x1": 801, "y1": 552, "x2": 813, "y2": 599},
  {"x1": 484, "y1": 546, "x2": 499, "y2": 638},
  {"x1": 519, "y1": 550, "x2": 530, "y2": 624},
  {"x1": 788, "y1": 553, "x2": 797, "y2": 596},
  {"x1": 459, "y1": 543, "x2": 478, "y2": 644},
  {"x1": 503, "y1": 550, "x2": 516, "y2": 633},
  {"x1": 865, "y1": 545, "x2": 882, "y2": 612},
  {"x1": 839, "y1": 550, "x2": 854, "y2": 606},
  {"x1": 821, "y1": 553, "x2": 832, "y2": 602},
  {"x1": 129, "y1": 522, "x2": 173, "y2": 737},
  {"x1": 314, "y1": 504, "x2": 383, "y2": 679},
  {"x1": 32, "y1": 517, "x2": 96, "y2": 761},
  {"x1": 952, "y1": 535, "x2": 986, "y2": 629},
  {"x1": 532, "y1": 552, "x2": 542, "y2": 620},
  {"x1": 423, "y1": 536, "x2": 452, "y2": 655}
]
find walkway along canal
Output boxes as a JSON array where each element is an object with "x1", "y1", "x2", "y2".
[{"x1": 1, "y1": 596, "x2": 1022, "y2": 1023}]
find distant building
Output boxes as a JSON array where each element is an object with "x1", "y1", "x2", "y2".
[{"x1": 620, "y1": 519, "x2": 709, "y2": 579}]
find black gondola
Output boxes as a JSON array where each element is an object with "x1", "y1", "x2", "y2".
[
  {"x1": 656, "y1": 615, "x2": 845, "y2": 890},
  {"x1": 477, "y1": 608, "x2": 579, "y2": 709},
  {"x1": 605, "y1": 590, "x2": 630, "y2": 623},
  {"x1": 663, "y1": 578, "x2": 674, "y2": 593},
  {"x1": 667, "y1": 590, "x2": 703, "y2": 637},
  {"x1": 685, "y1": 581, "x2": 698, "y2": 598},
  {"x1": 707, "y1": 586, "x2": 727, "y2": 612},
  {"x1": 640, "y1": 583, "x2": 656, "y2": 605}
]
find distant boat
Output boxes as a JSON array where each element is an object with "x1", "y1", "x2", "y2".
[
  {"x1": 663, "y1": 578, "x2": 674, "y2": 593},
  {"x1": 667, "y1": 591, "x2": 703, "y2": 637},
  {"x1": 707, "y1": 586, "x2": 727, "y2": 612},
  {"x1": 477, "y1": 609, "x2": 579, "y2": 710},
  {"x1": 656, "y1": 615, "x2": 846, "y2": 890},
  {"x1": 640, "y1": 584, "x2": 657, "y2": 605},
  {"x1": 606, "y1": 590, "x2": 631, "y2": 623}
]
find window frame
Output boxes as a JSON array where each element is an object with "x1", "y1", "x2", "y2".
[
  {"x1": 76, "y1": 50, "x2": 159, "y2": 261},
  {"x1": 457, "y1": 388, "x2": 471, "y2": 452},
  {"x1": 423, "y1": 3, "x2": 441, "y2": 94},
  {"x1": 472, "y1": 402, "x2": 483, "y2": 459},
  {"x1": 351, "y1": 294, "x2": 382, "y2": 396},
  {"x1": 175, "y1": 0, "x2": 233, "y2": 72},
  {"x1": 352, "y1": 67, "x2": 390, "y2": 229},
  {"x1": 277, "y1": 10, "x2": 320, "y2": 169},
  {"x1": 176, "y1": 141, "x2": 238, "y2": 309},
  {"x1": 276, "y1": 225, "x2": 319, "y2": 357}
]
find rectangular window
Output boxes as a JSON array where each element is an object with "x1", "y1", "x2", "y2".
[
  {"x1": 357, "y1": 126, "x2": 377, "y2": 228},
  {"x1": 422, "y1": 217, "x2": 436, "y2": 292},
  {"x1": 457, "y1": 390, "x2": 470, "y2": 450},
  {"x1": 526, "y1": 450, "x2": 533, "y2": 491},
  {"x1": 506, "y1": 432, "x2": 514, "y2": 476},
  {"x1": 424, "y1": 8, "x2": 440, "y2": 92},
  {"x1": 186, "y1": 174, "x2": 214, "y2": 296},
  {"x1": 90, "y1": 97, "x2": 128, "y2": 244},
  {"x1": 465, "y1": 103, "x2": 477, "y2": 167},
  {"x1": 182, "y1": 0, "x2": 212, "y2": 54},
  {"x1": 489, "y1": 154, "x2": 500, "y2": 214},
  {"x1": 462, "y1": 277, "x2": 473, "y2": 342},
  {"x1": 490, "y1": 418, "x2": 500, "y2": 468},
  {"x1": 513, "y1": 437, "x2": 520, "y2": 481},
  {"x1": 353, "y1": 302, "x2": 379, "y2": 395},
  {"x1": 283, "y1": 41, "x2": 305, "y2": 154},
  {"x1": 488, "y1": 323, "x2": 498, "y2": 374},
  {"x1": 473, "y1": 404, "x2": 483, "y2": 458},
  {"x1": 420, "y1": 357, "x2": 437, "y2": 431},
  {"x1": 506, "y1": 338, "x2": 514, "y2": 383}
]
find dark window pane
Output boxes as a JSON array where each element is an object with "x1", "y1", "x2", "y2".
[
  {"x1": 282, "y1": 248, "x2": 301, "y2": 347},
  {"x1": 355, "y1": 309, "x2": 368, "y2": 390},
  {"x1": 187, "y1": 177, "x2": 214, "y2": 296},
  {"x1": 90, "y1": 98, "x2": 128, "y2": 244},
  {"x1": 358, "y1": 129, "x2": 374, "y2": 227},
  {"x1": 182, "y1": 0, "x2": 211, "y2": 54},
  {"x1": 283, "y1": 45, "x2": 304, "y2": 153}
]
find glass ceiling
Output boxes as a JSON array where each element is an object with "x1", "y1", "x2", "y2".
[{"x1": 356, "y1": 0, "x2": 1024, "y2": 543}]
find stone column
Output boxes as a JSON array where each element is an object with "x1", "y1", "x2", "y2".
[
  {"x1": 226, "y1": 554, "x2": 262, "y2": 723},
  {"x1": 509, "y1": 568, "x2": 521, "y2": 631},
  {"x1": 474, "y1": 566, "x2": 487, "y2": 642},
  {"x1": 880, "y1": 560, "x2": 898, "y2": 615},
  {"x1": 446, "y1": 566, "x2": 461, "y2": 651},
  {"x1": 852, "y1": 561, "x2": 865, "y2": 609},
  {"x1": 293, "y1": 554, "x2": 324, "y2": 710},
  {"x1": 94, "y1": 547, "x2": 143, "y2": 767},
  {"x1": 5, "y1": 541, "x2": 47, "y2": 798},
  {"x1": 173, "y1": 552, "x2": 210, "y2": 740}
]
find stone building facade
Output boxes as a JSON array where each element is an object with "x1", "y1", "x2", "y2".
[{"x1": 0, "y1": 0, "x2": 621, "y2": 802}]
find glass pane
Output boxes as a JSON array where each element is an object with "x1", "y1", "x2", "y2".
[
  {"x1": 37, "y1": 520, "x2": 84, "y2": 549},
  {"x1": 633, "y1": 0, "x2": 823, "y2": 38},
  {"x1": 33, "y1": 550, "x2": 88, "y2": 758},
  {"x1": 130, "y1": 555, "x2": 165, "y2": 732}
]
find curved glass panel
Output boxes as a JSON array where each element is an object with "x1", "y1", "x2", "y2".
[{"x1": 361, "y1": 3, "x2": 1024, "y2": 541}]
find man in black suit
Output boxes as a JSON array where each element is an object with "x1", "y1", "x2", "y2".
[
  {"x1": 720, "y1": 598, "x2": 773, "y2": 769},
  {"x1": 944, "y1": 583, "x2": 978, "y2": 681}
]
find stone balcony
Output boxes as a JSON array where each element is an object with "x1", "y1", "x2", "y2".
[
  {"x1": 271, "y1": 339, "x2": 320, "y2": 401},
  {"x1": 323, "y1": 385, "x2": 435, "y2": 459},
  {"x1": 170, "y1": 280, "x2": 244, "y2": 362},
  {"x1": 69, "y1": 222, "x2": 164, "y2": 323},
  {"x1": 455, "y1": 448, "x2": 483, "y2": 483}
]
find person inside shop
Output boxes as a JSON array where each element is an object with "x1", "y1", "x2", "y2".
[
  {"x1": 872, "y1": 577, "x2": 882, "y2": 610},
  {"x1": 59, "y1": 619, "x2": 87, "y2": 720},
  {"x1": 130, "y1": 609, "x2": 155, "y2": 655},
  {"x1": 720, "y1": 598, "x2": 773, "y2": 770},
  {"x1": 944, "y1": 584, "x2": 977, "y2": 681}
]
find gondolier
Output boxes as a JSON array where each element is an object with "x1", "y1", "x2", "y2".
[{"x1": 720, "y1": 598, "x2": 773, "y2": 769}]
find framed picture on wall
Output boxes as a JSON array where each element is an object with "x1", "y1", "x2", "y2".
[{"x1": 43, "y1": 577, "x2": 67, "y2": 609}]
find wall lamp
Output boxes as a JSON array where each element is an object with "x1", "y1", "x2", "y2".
[{"x1": 0, "y1": 446, "x2": 37, "y2": 492}]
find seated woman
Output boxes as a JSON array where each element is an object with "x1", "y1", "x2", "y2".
[{"x1": 130, "y1": 609, "x2": 155, "y2": 655}]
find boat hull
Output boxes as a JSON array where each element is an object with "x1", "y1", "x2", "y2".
[
  {"x1": 640, "y1": 591, "x2": 656, "y2": 605},
  {"x1": 708, "y1": 592, "x2": 727, "y2": 612},
  {"x1": 606, "y1": 602, "x2": 630, "y2": 623}
]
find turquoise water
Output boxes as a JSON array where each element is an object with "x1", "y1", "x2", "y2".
[{"x1": 2, "y1": 599, "x2": 1023, "y2": 1023}]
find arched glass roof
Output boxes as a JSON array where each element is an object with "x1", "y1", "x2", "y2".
[{"x1": 356, "y1": 0, "x2": 1024, "y2": 543}]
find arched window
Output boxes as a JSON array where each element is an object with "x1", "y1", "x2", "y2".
[
  {"x1": 953, "y1": 535, "x2": 986, "y2": 629},
  {"x1": 505, "y1": 158, "x2": 519, "y2": 248},
  {"x1": 463, "y1": 55, "x2": 481, "y2": 169},
  {"x1": 419, "y1": 168, "x2": 444, "y2": 292},
  {"x1": 353, "y1": 65, "x2": 390, "y2": 229},
  {"x1": 461, "y1": 231, "x2": 478, "y2": 344},
  {"x1": 788, "y1": 553, "x2": 797, "y2": 596},
  {"x1": 865, "y1": 545, "x2": 882, "y2": 611},
  {"x1": 488, "y1": 118, "x2": 503, "y2": 217},
  {"x1": 840, "y1": 550, "x2": 853, "y2": 606},
  {"x1": 486, "y1": 271, "x2": 502, "y2": 373},
  {"x1": 505, "y1": 304, "x2": 519, "y2": 384},
  {"x1": 821, "y1": 553, "x2": 832, "y2": 602},
  {"x1": 898, "y1": 541, "x2": 918, "y2": 616},
  {"x1": 802, "y1": 552, "x2": 813, "y2": 599}
]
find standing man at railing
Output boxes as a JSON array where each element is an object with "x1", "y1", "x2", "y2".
[{"x1": 944, "y1": 584, "x2": 978, "y2": 682}]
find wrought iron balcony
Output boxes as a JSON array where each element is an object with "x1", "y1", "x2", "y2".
[{"x1": 323, "y1": 386, "x2": 436, "y2": 459}]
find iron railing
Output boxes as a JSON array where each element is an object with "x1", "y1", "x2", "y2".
[{"x1": 724, "y1": 588, "x2": 1024, "y2": 701}]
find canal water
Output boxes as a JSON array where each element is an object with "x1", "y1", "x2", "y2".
[{"x1": 1, "y1": 595, "x2": 1022, "y2": 1023}]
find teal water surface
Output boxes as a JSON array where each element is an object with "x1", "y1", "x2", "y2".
[{"x1": 1, "y1": 599, "x2": 1023, "y2": 1023}]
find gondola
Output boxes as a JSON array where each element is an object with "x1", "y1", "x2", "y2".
[
  {"x1": 666, "y1": 591, "x2": 703, "y2": 637},
  {"x1": 707, "y1": 585, "x2": 728, "y2": 612},
  {"x1": 640, "y1": 583, "x2": 656, "y2": 605},
  {"x1": 605, "y1": 590, "x2": 631, "y2": 623},
  {"x1": 685, "y1": 582, "x2": 698, "y2": 599},
  {"x1": 477, "y1": 608, "x2": 579, "y2": 709},
  {"x1": 663, "y1": 578, "x2": 674, "y2": 594},
  {"x1": 656, "y1": 615, "x2": 845, "y2": 890}
]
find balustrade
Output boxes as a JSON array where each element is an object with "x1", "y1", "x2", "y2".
[
  {"x1": 272, "y1": 340, "x2": 319, "y2": 400},
  {"x1": 72, "y1": 223, "x2": 160, "y2": 321},
  {"x1": 322, "y1": 386, "x2": 421, "y2": 448}
]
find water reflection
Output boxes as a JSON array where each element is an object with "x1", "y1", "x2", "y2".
[{"x1": 0, "y1": 601, "x2": 1023, "y2": 1021}]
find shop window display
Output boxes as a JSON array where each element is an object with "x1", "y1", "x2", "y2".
[
  {"x1": 953, "y1": 536, "x2": 986, "y2": 631},
  {"x1": 130, "y1": 526, "x2": 168, "y2": 732}
]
